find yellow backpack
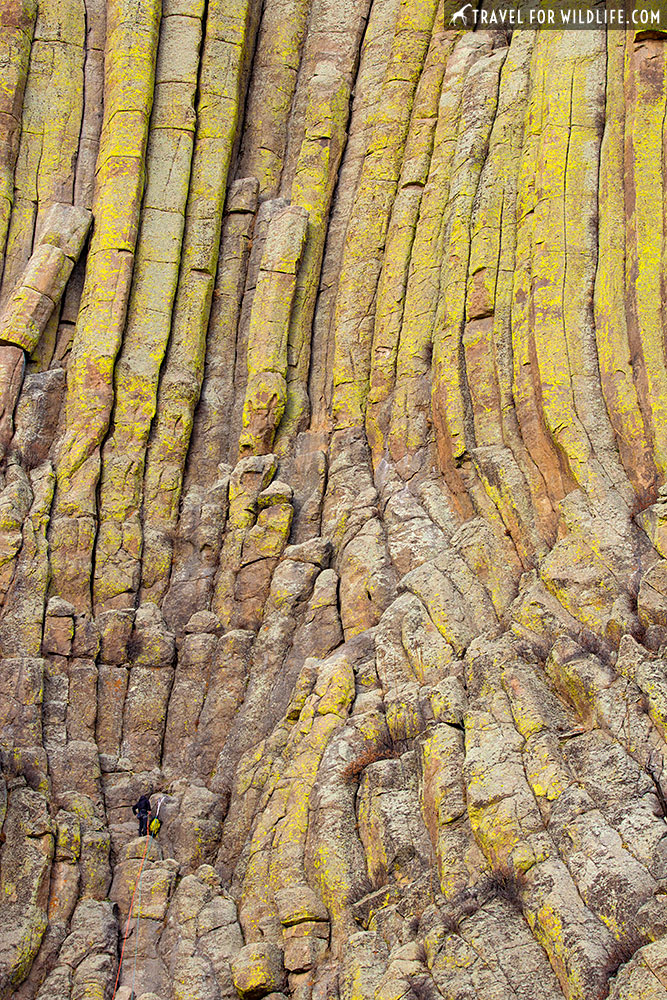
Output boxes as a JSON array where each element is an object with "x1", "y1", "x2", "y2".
[{"x1": 149, "y1": 816, "x2": 161, "y2": 838}]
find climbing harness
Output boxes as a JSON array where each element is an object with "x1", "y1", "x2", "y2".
[{"x1": 110, "y1": 798, "x2": 166, "y2": 1000}]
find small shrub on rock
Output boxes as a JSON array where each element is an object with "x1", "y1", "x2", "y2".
[
  {"x1": 341, "y1": 733, "x2": 409, "y2": 784},
  {"x1": 477, "y1": 865, "x2": 528, "y2": 911}
]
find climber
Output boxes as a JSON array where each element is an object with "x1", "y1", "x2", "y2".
[{"x1": 132, "y1": 792, "x2": 152, "y2": 837}]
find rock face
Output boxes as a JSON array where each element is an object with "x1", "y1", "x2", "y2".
[{"x1": 2, "y1": 3, "x2": 667, "y2": 999}]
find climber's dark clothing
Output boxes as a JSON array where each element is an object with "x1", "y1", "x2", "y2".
[{"x1": 132, "y1": 794, "x2": 151, "y2": 837}]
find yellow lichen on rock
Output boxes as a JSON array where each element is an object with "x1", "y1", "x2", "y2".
[
  {"x1": 141, "y1": 0, "x2": 255, "y2": 601},
  {"x1": 237, "y1": 0, "x2": 312, "y2": 198},
  {"x1": 94, "y1": 0, "x2": 205, "y2": 611},
  {"x1": 366, "y1": 14, "x2": 451, "y2": 460},
  {"x1": 239, "y1": 204, "x2": 308, "y2": 456},
  {"x1": 624, "y1": 35, "x2": 667, "y2": 476},
  {"x1": 0, "y1": 0, "x2": 85, "y2": 304},
  {"x1": 50, "y1": 0, "x2": 161, "y2": 608},
  {"x1": 431, "y1": 44, "x2": 506, "y2": 467},
  {"x1": 0, "y1": 0, "x2": 37, "y2": 277},
  {"x1": 5, "y1": 10, "x2": 667, "y2": 1000},
  {"x1": 276, "y1": 64, "x2": 350, "y2": 451},
  {"x1": 332, "y1": 0, "x2": 440, "y2": 431},
  {"x1": 594, "y1": 30, "x2": 654, "y2": 499}
]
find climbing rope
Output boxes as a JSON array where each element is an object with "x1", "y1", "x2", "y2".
[
  {"x1": 129, "y1": 800, "x2": 164, "y2": 998},
  {"x1": 131, "y1": 848, "x2": 144, "y2": 1000},
  {"x1": 111, "y1": 829, "x2": 151, "y2": 1000},
  {"x1": 110, "y1": 798, "x2": 166, "y2": 1000}
]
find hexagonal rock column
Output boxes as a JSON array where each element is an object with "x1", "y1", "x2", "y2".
[{"x1": 0, "y1": 202, "x2": 92, "y2": 457}]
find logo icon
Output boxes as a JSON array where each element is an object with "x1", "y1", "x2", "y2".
[{"x1": 450, "y1": 2, "x2": 472, "y2": 24}]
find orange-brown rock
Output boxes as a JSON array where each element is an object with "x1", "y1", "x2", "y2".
[{"x1": 3, "y1": 8, "x2": 667, "y2": 1000}]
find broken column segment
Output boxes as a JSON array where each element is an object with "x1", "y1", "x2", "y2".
[
  {"x1": 0, "y1": 202, "x2": 92, "y2": 457},
  {"x1": 0, "y1": 202, "x2": 92, "y2": 354}
]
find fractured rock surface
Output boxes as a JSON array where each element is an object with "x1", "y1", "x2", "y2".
[{"x1": 1, "y1": 4, "x2": 667, "y2": 1000}]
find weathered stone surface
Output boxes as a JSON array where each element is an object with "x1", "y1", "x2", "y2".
[
  {"x1": 239, "y1": 205, "x2": 309, "y2": 457},
  {"x1": 4, "y1": 11, "x2": 667, "y2": 1000},
  {"x1": 0, "y1": 204, "x2": 91, "y2": 356},
  {"x1": 231, "y1": 942, "x2": 287, "y2": 998},
  {"x1": 275, "y1": 885, "x2": 328, "y2": 927}
]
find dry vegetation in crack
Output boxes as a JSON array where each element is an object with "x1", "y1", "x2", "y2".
[{"x1": 2, "y1": 3, "x2": 667, "y2": 1000}]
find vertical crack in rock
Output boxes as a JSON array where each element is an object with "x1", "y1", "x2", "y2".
[{"x1": 4, "y1": 7, "x2": 667, "y2": 1000}]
